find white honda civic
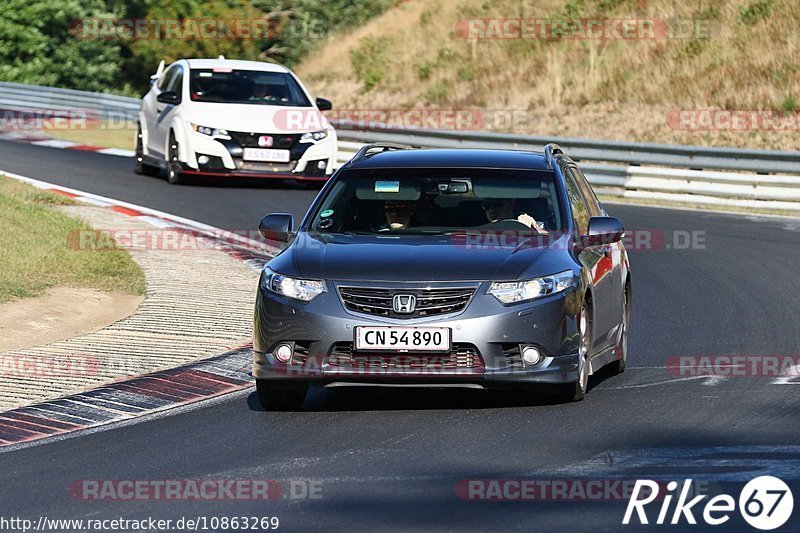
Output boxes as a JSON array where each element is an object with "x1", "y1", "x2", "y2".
[{"x1": 136, "y1": 57, "x2": 337, "y2": 185}]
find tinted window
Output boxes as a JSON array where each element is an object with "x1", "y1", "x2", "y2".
[
  {"x1": 569, "y1": 166, "x2": 602, "y2": 217},
  {"x1": 308, "y1": 168, "x2": 563, "y2": 235},
  {"x1": 189, "y1": 69, "x2": 311, "y2": 106},
  {"x1": 563, "y1": 168, "x2": 590, "y2": 235},
  {"x1": 157, "y1": 66, "x2": 177, "y2": 91},
  {"x1": 166, "y1": 66, "x2": 183, "y2": 94}
]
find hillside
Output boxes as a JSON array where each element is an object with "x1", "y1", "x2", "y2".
[{"x1": 297, "y1": 0, "x2": 800, "y2": 150}]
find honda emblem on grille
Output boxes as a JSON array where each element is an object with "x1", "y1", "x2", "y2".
[
  {"x1": 258, "y1": 135, "x2": 273, "y2": 147},
  {"x1": 392, "y1": 294, "x2": 416, "y2": 314}
]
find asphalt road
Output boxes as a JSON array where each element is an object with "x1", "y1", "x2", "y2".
[{"x1": 1, "y1": 140, "x2": 799, "y2": 531}]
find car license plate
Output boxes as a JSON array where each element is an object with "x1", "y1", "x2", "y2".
[
  {"x1": 242, "y1": 148, "x2": 290, "y2": 162},
  {"x1": 355, "y1": 326, "x2": 451, "y2": 352}
]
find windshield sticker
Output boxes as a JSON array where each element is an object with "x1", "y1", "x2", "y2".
[
  {"x1": 375, "y1": 181, "x2": 400, "y2": 193},
  {"x1": 320, "y1": 209, "x2": 334, "y2": 218},
  {"x1": 318, "y1": 218, "x2": 334, "y2": 229}
]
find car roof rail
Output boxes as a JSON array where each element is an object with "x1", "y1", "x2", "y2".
[
  {"x1": 351, "y1": 142, "x2": 413, "y2": 164},
  {"x1": 544, "y1": 143, "x2": 564, "y2": 168}
]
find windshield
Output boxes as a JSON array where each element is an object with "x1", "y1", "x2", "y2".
[
  {"x1": 307, "y1": 168, "x2": 564, "y2": 235},
  {"x1": 189, "y1": 68, "x2": 312, "y2": 106}
]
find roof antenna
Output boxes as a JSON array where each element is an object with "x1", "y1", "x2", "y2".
[{"x1": 218, "y1": 55, "x2": 225, "y2": 60}]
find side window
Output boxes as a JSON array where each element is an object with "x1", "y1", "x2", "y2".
[
  {"x1": 563, "y1": 168, "x2": 591, "y2": 236},
  {"x1": 157, "y1": 66, "x2": 176, "y2": 91},
  {"x1": 167, "y1": 67, "x2": 184, "y2": 95},
  {"x1": 570, "y1": 166, "x2": 602, "y2": 217}
]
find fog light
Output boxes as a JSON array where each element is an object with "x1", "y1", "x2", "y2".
[
  {"x1": 316, "y1": 160, "x2": 326, "y2": 170},
  {"x1": 274, "y1": 343, "x2": 293, "y2": 363},
  {"x1": 197, "y1": 155, "x2": 210, "y2": 165},
  {"x1": 521, "y1": 346, "x2": 542, "y2": 366}
]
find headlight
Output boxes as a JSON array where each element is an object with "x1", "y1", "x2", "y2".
[
  {"x1": 299, "y1": 129, "x2": 329, "y2": 143},
  {"x1": 261, "y1": 268, "x2": 326, "y2": 302},
  {"x1": 189, "y1": 123, "x2": 229, "y2": 138},
  {"x1": 488, "y1": 270, "x2": 575, "y2": 305}
]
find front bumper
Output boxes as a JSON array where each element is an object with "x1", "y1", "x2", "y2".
[
  {"x1": 180, "y1": 127, "x2": 337, "y2": 180},
  {"x1": 253, "y1": 279, "x2": 583, "y2": 389}
]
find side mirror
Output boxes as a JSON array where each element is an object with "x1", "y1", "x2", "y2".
[
  {"x1": 584, "y1": 216, "x2": 625, "y2": 246},
  {"x1": 157, "y1": 91, "x2": 180, "y2": 105},
  {"x1": 258, "y1": 213, "x2": 294, "y2": 242},
  {"x1": 315, "y1": 97, "x2": 332, "y2": 111}
]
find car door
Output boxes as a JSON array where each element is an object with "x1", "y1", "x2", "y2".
[
  {"x1": 571, "y1": 164, "x2": 625, "y2": 335},
  {"x1": 563, "y1": 166, "x2": 617, "y2": 353},
  {"x1": 142, "y1": 66, "x2": 173, "y2": 156},
  {"x1": 147, "y1": 65, "x2": 182, "y2": 157}
]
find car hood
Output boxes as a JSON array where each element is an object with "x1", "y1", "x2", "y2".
[
  {"x1": 280, "y1": 232, "x2": 566, "y2": 282},
  {"x1": 182, "y1": 102, "x2": 326, "y2": 134}
]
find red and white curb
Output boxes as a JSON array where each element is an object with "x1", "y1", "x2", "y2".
[
  {"x1": 0, "y1": 131, "x2": 135, "y2": 157},
  {"x1": 0, "y1": 346, "x2": 253, "y2": 448},
  {"x1": 0, "y1": 169, "x2": 281, "y2": 448}
]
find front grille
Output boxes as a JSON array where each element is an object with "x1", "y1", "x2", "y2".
[
  {"x1": 235, "y1": 160, "x2": 297, "y2": 173},
  {"x1": 228, "y1": 131, "x2": 299, "y2": 148},
  {"x1": 338, "y1": 286, "x2": 475, "y2": 318},
  {"x1": 327, "y1": 342, "x2": 483, "y2": 370}
]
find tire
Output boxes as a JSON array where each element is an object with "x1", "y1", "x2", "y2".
[
  {"x1": 134, "y1": 123, "x2": 159, "y2": 176},
  {"x1": 559, "y1": 300, "x2": 591, "y2": 402},
  {"x1": 609, "y1": 282, "x2": 630, "y2": 375},
  {"x1": 166, "y1": 131, "x2": 187, "y2": 185},
  {"x1": 256, "y1": 380, "x2": 308, "y2": 411}
]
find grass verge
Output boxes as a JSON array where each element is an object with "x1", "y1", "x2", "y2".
[
  {"x1": 0, "y1": 177, "x2": 146, "y2": 303},
  {"x1": 45, "y1": 122, "x2": 137, "y2": 151}
]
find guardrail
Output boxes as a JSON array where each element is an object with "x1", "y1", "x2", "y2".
[
  {"x1": 0, "y1": 81, "x2": 140, "y2": 121},
  {"x1": 335, "y1": 125, "x2": 800, "y2": 212},
  {"x1": 0, "y1": 82, "x2": 798, "y2": 212}
]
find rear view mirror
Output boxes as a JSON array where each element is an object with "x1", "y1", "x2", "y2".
[
  {"x1": 315, "y1": 97, "x2": 332, "y2": 111},
  {"x1": 258, "y1": 213, "x2": 294, "y2": 242},
  {"x1": 584, "y1": 217, "x2": 625, "y2": 246},
  {"x1": 157, "y1": 91, "x2": 180, "y2": 105}
]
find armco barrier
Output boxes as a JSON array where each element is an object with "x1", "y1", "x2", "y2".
[{"x1": 1, "y1": 82, "x2": 799, "y2": 211}]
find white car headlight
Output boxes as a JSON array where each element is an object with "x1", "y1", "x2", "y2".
[
  {"x1": 262, "y1": 268, "x2": 326, "y2": 302},
  {"x1": 488, "y1": 270, "x2": 575, "y2": 305},
  {"x1": 299, "y1": 129, "x2": 329, "y2": 143},
  {"x1": 189, "y1": 123, "x2": 229, "y2": 138}
]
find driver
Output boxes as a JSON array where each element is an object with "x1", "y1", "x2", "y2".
[
  {"x1": 482, "y1": 198, "x2": 548, "y2": 234},
  {"x1": 251, "y1": 82, "x2": 270, "y2": 101}
]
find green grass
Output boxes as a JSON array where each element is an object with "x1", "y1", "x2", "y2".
[
  {"x1": 46, "y1": 122, "x2": 137, "y2": 151},
  {"x1": 350, "y1": 36, "x2": 389, "y2": 91},
  {"x1": 0, "y1": 177, "x2": 146, "y2": 303}
]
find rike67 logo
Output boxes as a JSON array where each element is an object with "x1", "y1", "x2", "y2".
[{"x1": 623, "y1": 476, "x2": 794, "y2": 530}]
